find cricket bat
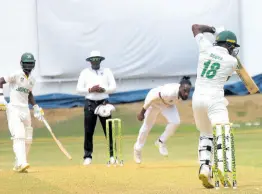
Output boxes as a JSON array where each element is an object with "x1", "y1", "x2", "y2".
[
  {"x1": 235, "y1": 57, "x2": 260, "y2": 94},
  {"x1": 43, "y1": 118, "x2": 72, "y2": 160}
]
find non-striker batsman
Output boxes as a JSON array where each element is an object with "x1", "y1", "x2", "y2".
[{"x1": 0, "y1": 53, "x2": 44, "y2": 172}]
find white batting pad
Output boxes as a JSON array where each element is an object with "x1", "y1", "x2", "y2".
[
  {"x1": 25, "y1": 127, "x2": 33, "y2": 142},
  {"x1": 198, "y1": 134, "x2": 213, "y2": 165}
]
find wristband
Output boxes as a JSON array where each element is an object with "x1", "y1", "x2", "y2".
[{"x1": 33, "y1": 104, "x2": 39, "y2": 110}]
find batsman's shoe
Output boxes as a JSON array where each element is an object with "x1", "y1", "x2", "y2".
[
  {"x1": 13, "y1": 163, "x2": 30, "y2": 173},
  {"x1": 214, "y1": 167, "x2": 232, "y2": 187},
  {"x1": 134, "y1": 146, "x2": 142, "y2": 164},
  {"x1": 13, "y1": 166, "x2": 28, "y2": 173},
  {"x1": 199, "y1": 165, "x2": 214, "y2": 189},
  {"x1": 83, "y1": 158, "x2": 92, "y2": 166},
  {"x1": 155, "y1": 139, "x2": 168, "y2": 156}
]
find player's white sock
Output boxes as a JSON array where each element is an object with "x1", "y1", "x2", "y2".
[
  {"x1": 13, "y1": 139, "x2": 27, "y2": 165},
  {"x1": 159, "y1": 123, "x2": 178, "y2": 143}
]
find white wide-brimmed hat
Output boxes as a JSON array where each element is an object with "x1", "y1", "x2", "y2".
[{"x1": 86, "y1": 50, "x2": 105, "y2": 61}]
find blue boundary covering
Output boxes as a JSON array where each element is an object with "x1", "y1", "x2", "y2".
[{"x1": 5, "y1": 74, "x2": 262, "y2": 109}]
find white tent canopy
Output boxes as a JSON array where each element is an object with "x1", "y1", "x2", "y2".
[{"x1": 0, "y1": 0, "x2": 261, "y2": 95}]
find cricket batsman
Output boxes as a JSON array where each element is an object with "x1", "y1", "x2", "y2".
[
  {"x1": 191, "y1": 24, "x2": 240, "y2": 188},
  {"x1": 134, "y1": 76, "x2": 192, "y2": 164},
  {"x1": 0, "y1": 53, "x2": 44, "y2": 172}
]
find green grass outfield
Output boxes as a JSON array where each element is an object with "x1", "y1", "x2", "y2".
[{"x1": 0, "y1": 109, "x2": 262, "y2": 194}]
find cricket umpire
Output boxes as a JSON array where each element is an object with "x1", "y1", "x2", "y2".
[{"x1": 76, "y1": 50, "x2": 116, "y2": 165}]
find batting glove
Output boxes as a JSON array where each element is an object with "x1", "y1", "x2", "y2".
[
  {"x1": 33, "y1": 104, "x2": 44, "y2": 121},
  {"x1": 0, "y1": 95, "x2": 7, "y2": 111},
  {"x1": 214, "y1": 26, "x2": 225, "y2": 36}
]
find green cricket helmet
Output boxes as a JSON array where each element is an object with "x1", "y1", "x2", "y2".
[
  {"x1": 215, "y1": 31, "x2": 240, "y2": 56},
  {"x1": 216, "y1": 31, "x2": 240, "y2": 47},
  {"x1": 20, "y1": 52, "x2": 36, "y2": 74}
]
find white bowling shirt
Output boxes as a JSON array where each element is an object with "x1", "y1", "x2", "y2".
[
  {"x1": 76, "y1": 67, "x2": 116, "y2": 100},
  {"x1": 143, "y1": 83, "x2": 181, "y2": 109},
  {"x1": 4, "y1": 70, "x2": 35, "y2": 107}
]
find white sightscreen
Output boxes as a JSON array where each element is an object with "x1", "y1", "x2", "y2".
[{"x1": 37, "y1": 0, "x2": 240, "y2": 79}]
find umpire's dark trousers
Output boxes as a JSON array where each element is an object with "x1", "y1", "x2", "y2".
[{"x1": 83, "y1": 99, "x2": 113, "y2": 159}]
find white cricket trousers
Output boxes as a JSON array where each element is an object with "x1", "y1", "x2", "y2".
[
  {"x1": 192, "y1": 93, "x2": 229, "y2": 135},
  {"x1": 6, "y1": 104, "x2": 33, "y2": 166},
  {"x1": 135, "y1": 104, "x2": 180, "y2": 151},
  {"x1": 192, "y1": 93, "x2": 232, "y2": 171}
]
